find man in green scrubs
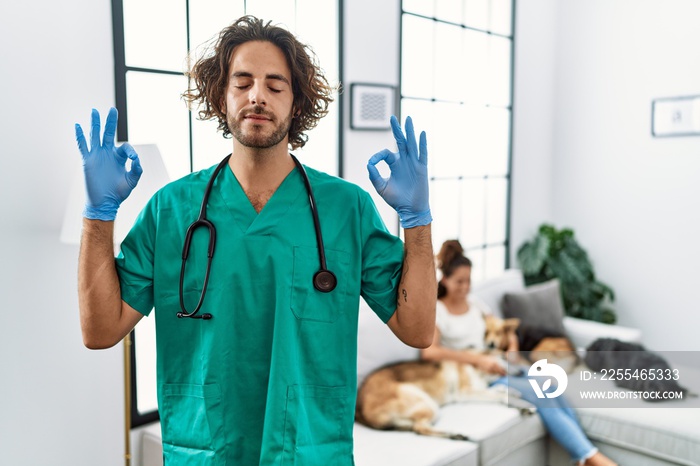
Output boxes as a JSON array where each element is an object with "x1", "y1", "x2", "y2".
[{"x1": 76, "y1": 16, "x2": 436, "y2": 465}]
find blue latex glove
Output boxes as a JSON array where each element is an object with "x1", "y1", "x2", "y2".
[
  {"x1": 367, "y1": 115, "x2": 431, "y2": 229},
  {"x1": 75, "y1": 108, "x2": 142, "y2": 221}
]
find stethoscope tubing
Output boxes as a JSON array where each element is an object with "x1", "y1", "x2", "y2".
[
  {"x1": 177, "y1": 155, "x2": 230, "y2": 320},
  {"x1": 178, "y1": 153, "x2": 336, "y2": 321}
]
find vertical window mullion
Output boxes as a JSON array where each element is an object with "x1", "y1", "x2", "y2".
[
  {"x1": 185, "y1": 0, "x2": 193, "y2": 173},
  {"x1": 112, "y1": 0, "x2": 128, "y2": 142}
]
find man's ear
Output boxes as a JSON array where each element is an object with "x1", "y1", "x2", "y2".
[{"x1": 219, "y1": 87, "x2": 227, "y2": 115}]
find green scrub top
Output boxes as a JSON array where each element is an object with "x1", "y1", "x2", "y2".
[{"x1": 116, "y1": 160, "x2": 404, "y2": 465}]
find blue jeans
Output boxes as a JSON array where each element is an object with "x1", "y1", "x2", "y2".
[{"x1": 491, "y1": 375, "x2": 597, "y2": 464}]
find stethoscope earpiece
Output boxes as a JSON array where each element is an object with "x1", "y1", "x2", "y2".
[{"x1": 177, "y1": 312, "x2": 213, "y2": 320}]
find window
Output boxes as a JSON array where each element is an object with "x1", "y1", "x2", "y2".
[
  {"x1": 400, "y1": 0, "x2": 514, "y2": 283},
  {"x1": 112, "y1": 0, "x2": 340, "y2": 427}
]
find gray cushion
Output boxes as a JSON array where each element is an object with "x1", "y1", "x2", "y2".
[{"x1": 502, "y1": 279, "x2": 566, "y2": 334}]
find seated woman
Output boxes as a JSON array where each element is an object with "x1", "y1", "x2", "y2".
[{"x1": 421, "y1": 239, "x2": 618, "y2": 466}]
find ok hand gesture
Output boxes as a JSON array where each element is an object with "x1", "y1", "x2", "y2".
[
  {"x1": 367, "y1": 116, "x2": 431, "y2": 229},
  {"x1": 75, "y1": 108, "x2": 142, "y2": 221}
]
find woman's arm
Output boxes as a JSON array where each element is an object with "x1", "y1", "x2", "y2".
[
  {"x1": 420, "y1": 327, "x2": 506, "y2": 375},
  {"x1": 507, "y1": 332, "x2": 519, "y2": 352}
]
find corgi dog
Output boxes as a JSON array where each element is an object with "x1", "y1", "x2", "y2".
[
  {"x1": 355, "y1": 316, "x2": 535, "y2": 440},
  {"x1": 517, "y1": 325, "x2": 580, "y2": 374}
]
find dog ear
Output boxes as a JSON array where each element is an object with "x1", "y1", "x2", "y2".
[{"x1": 503, "y1": 318, "x2": 520, "y2": 332}]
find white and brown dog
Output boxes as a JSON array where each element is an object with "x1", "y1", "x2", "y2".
[{"x1": 355, "y1": 316, "x2": 535, "y2": 440}]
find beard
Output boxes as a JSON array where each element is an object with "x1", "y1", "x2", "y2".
[{"x1": 228, "y1": 106, "x2": 293, "y2": 149}]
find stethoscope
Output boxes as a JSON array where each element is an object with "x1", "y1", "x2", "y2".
[{"x1": 177, "y1": 153, "x2": 337, "y2": 320}]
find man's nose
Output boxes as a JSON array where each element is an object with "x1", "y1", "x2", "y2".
[{"x1": 249, "y1": 82, "x2": 267, "y2": 106}]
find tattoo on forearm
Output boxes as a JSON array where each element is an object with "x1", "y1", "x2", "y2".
[
  {"x1": 397, "y1": 248, "x2": 410, "y2": 307},
  {"x1": 396, "y1": 225, "x2": 437, "y2": 312}
]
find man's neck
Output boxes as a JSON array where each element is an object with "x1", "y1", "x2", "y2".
[{"x1": 229, "y1": 141, "x2": 296, "y2": 212}]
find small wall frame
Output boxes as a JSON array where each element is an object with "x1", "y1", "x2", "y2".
[
  {"x1": 651, "y1": 95, "x2": 700, "y2": 137},
  {"x1": 350, "y1": 83, "x2": 397, "y2": 130}
]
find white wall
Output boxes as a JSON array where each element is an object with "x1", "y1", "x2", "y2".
[
  {"x1": 342, "y1": 0, "x2": 401, "y2": 233},
  {"x1": 510, "y1": 0, "x2": 559, "y2": 262},
  {"x1": 513, "y1": 0, "x2": 700, "y2": 350},
  {"x1": 0, "y1": 1, "x2": 124, "y2": 465}
]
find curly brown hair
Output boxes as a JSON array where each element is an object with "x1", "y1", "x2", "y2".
[{"x1": 182, "y1": 16, "x2": 335, "y2": 150}]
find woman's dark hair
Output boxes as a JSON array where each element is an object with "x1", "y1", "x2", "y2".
[
  {"x1": 182, "y1": 15, "x2": 335, "y2": 150},
  {"x1": 436, "y1": 240, "x2": 472, "y2": 299}
]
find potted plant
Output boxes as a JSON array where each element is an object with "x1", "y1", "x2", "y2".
[{"x1": 517, "y1": 224, "x2": 616, "y2": 324}]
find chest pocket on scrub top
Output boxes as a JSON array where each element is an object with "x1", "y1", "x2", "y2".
[{"x1": 291, "y1": 246, "x2": 350, "y2": 323}]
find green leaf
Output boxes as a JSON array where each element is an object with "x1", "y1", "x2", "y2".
[
  {"x1": 517, "y1": 234, "x2": 550, "y2": 276},
  {"x1": 590, "y1": 281, "x2": 614, "y2": 302},
  {"x1": 546, "y1": 252, "x2": 587, "y2": 293},
  {"x1": 539, "y1": 224, "x2": 557, "y2": 238},
  {"x1": 601, "y1": 308, "x2": 617, "y2": 324}
]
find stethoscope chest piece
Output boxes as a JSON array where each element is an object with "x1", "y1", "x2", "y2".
[{"x1": 313, "y1": 269, "x2": 337, "y2": 293}]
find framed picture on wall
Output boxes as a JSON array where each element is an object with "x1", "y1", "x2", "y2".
[
  {"x1": 651, "y1": 95, "x2": 700, "y2": 137},
  {"x1": 350, "y1": 83, "x2": 397, "y2": 130}
]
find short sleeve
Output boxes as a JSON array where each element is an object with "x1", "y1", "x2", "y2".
[
  {"x1": 114, "y1": 194, "x2": 158, "y2": 316},
  {"x1": 358, "y1": 191, "x2": 404, "y2": 323}
]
